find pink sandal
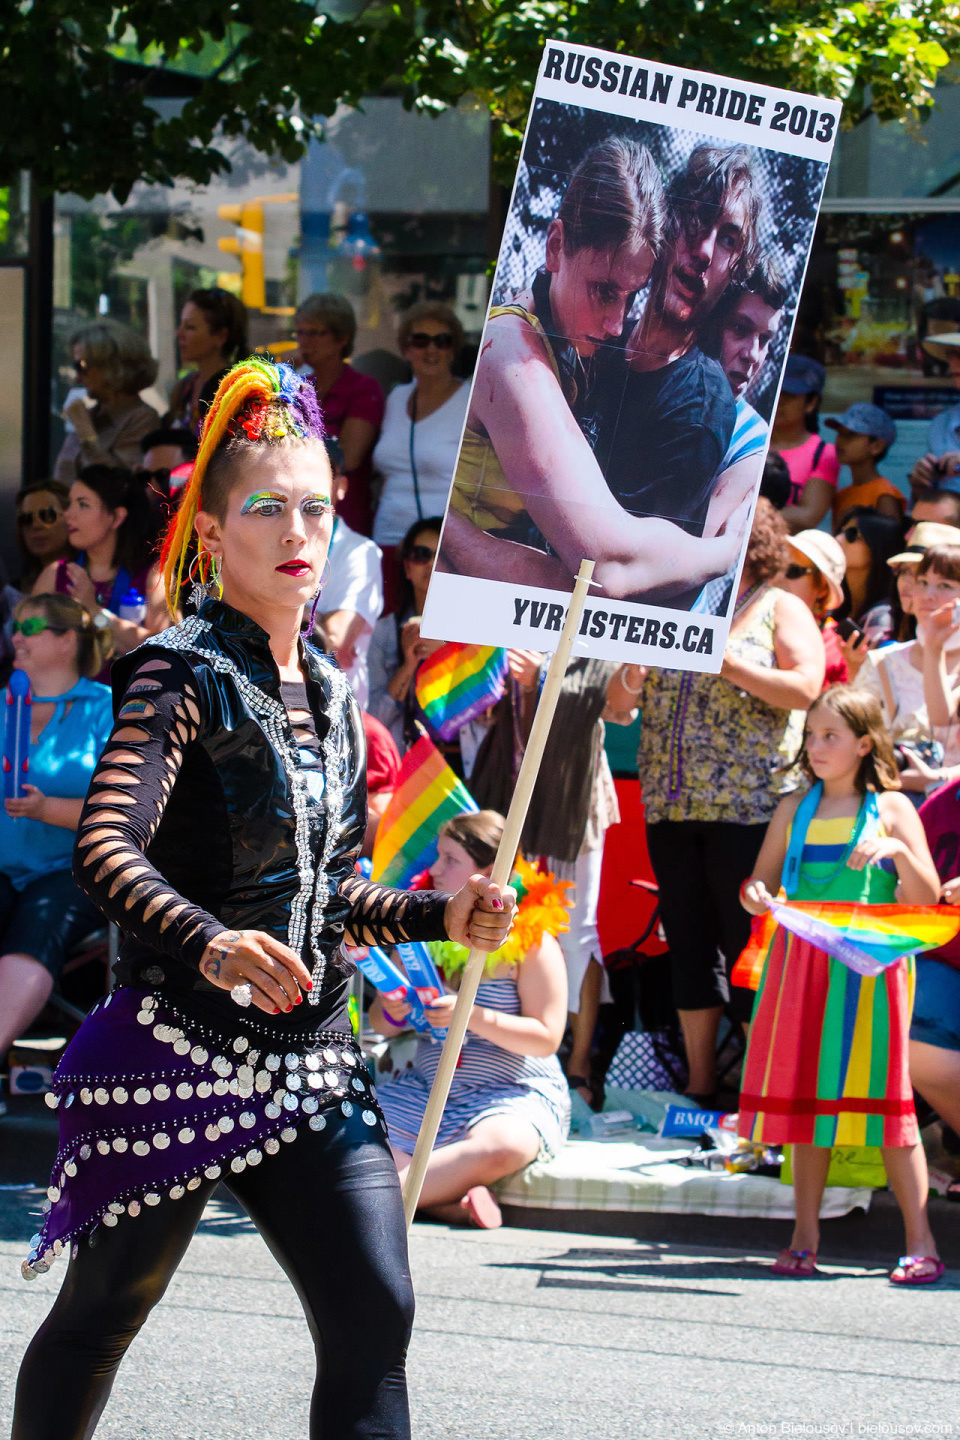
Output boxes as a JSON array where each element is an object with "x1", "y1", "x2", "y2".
[
  {"x1": 771, "y1": 1248, "x2": 818, "y2": 1277},
  {"x1": 461, "y1": 1186, "x2": 502, "y2": 1230},
  {"x1": 890, "y1": 1255, "x2": 945, "y2": 1286}
]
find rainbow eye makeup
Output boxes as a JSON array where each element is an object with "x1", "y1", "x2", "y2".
[
  {"x1": 301, "y1": 494, "x2": 334, "y2": 517},
  {"x1": 240, "y1": 492, "x2": 333, "y2": 517},
  {"x1": 240, "y1": 491, "x2": 286, "y2": 516}
]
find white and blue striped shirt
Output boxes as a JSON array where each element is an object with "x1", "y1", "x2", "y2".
[{"x1": 721, "y1": 397, "x2": 768, "y2": 471}]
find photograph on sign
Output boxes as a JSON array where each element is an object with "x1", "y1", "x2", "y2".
[{"x1": 422, "y1": 43, "x2": 840, "y2": 671}]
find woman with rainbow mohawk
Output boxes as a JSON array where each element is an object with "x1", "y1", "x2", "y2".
[{"x1": 13, "y1": 359, "x2": 515, "y2": 1440}]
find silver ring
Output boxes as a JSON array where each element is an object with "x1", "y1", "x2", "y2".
[{"x1": 230, "y1": 983, "x2": 253, "y2": 1008}]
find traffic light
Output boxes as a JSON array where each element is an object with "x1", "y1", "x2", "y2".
[{"x1": 217, "y1": 201, "x2": 265, "y2": 309}]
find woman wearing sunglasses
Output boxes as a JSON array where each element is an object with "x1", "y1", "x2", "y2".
[
  {"x1": 372, "y1": 302, "x2": 468, "y2": 553},
  {"x1": 15, "y1": 481, "x2": 73, "y2": 594},
  {"x1": 778, "y1": 529, "x2": 859, "y2": 688},
  {"x1": 368, "y1": 516, "x2": 444, "y2": 751},
  {"x1": 0, "y1": 594, "x2": 113, "y2": 1086},
  {"x1": 835, "y1": 507, "x2": 905, "y2": 643}
]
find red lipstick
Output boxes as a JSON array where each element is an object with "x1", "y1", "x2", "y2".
[{"x1": 276, "y1": 561, "x2": 311, "y2": 576}]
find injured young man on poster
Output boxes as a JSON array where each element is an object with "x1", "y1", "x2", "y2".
[
  {"x1": 437, "y1": 133, "x2": 754, "y2": 608},
  {"x1": 580, "y1": 141, "x2": 766, "y2": 609}
]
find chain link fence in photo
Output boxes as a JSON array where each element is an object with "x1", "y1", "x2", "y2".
[{"x1": 494, "y1": 98, "x2": 829, "y2": 421}]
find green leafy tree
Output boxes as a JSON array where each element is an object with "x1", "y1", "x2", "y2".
[
  {"x1": 390, "y1": 0, "x2": 960, "y2": 180},
  {"x1": 1, "y1": 0, "x2": 957, "y2": 199}
]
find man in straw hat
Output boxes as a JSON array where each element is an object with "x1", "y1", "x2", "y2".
[
  {"x1": 884, "y1": 520, "x2": 960, "y2": 654},
  {"x1": 887, "y1": 520, "x2": 960, "y2": 571}
]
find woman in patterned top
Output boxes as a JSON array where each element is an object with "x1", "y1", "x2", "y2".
[
  {"x1": 619, "y1": 500, "x2": 824, "y2": 1102},
  {"x1": 12, "y1": 360, "x2": 515, "y2": 1440}
]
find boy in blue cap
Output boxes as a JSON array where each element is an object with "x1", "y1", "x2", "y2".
[{"x1": 827, "y1": 401, "x2": 905, "y2": 526}]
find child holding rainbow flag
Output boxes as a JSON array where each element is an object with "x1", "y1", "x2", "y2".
[
  {"x1": 739, "y1": 686, "x2": 944, "y2": 1284},
  {"x1": 370, "y1": 809, "x2": 571, "y2": 1229}
]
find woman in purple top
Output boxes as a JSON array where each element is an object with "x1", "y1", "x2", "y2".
[
  {"x1": 295, "y1": 293, "x2": 385, "y2": 536},
  {"x1": 32, "y1": 467, "x2": 164, "y2": 678}
]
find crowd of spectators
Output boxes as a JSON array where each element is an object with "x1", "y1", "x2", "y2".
[{"x1": 8, "y1": 296, "x2": 960, "y2": 1255}]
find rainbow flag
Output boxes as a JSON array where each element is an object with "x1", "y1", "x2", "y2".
[
  {"x1": 415, "y1": 643, "x2": 509, "y2": 741},
  {"x1": 733, "y1": 901, "x2": 960, "y2": 988},
  {"x1": 371, "y1": 733, "x2": 477, "y2": 886}
]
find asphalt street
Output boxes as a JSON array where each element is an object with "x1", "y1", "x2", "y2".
[{"x1": 1, "y1": 1095, "x2": 958, "y2": 1439}]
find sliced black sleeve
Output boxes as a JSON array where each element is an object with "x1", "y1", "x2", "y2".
[
  {"x1": 340, "y1": 875, "x2": 450, "y2": 947},
  {"x1": 72, "y1": 653, "x2": 225, "y2": 970}
]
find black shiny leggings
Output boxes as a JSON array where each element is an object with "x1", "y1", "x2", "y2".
[{"x1": 12, "y1": 1109, "x2": 414, "y2": 1440}]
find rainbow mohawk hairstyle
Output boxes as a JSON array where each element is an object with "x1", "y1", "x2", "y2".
[{"x1": 159, "y1": 359, "x2": 325, "y2": 613}]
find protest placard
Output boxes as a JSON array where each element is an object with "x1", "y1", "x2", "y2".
[{"x1": 421, "y1": 42, "x2": 841, "y2": 673}]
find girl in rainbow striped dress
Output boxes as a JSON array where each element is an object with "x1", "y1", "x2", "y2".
[{"x1": 740, "y1": 686, "x2": 943, "y2": 1283}]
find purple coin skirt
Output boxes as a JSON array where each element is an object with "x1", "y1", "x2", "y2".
[{"x1": 24, "y1": 986, "x2": 384, "y2": 1280}]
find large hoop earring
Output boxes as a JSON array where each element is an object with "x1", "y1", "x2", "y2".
[{"x1": 188, "y1": 549, "x2": 223, "y2": 607}]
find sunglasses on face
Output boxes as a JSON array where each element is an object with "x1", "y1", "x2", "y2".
[
  {"x1": 784, "y1": 563, "x2": 816, "y2": 580},
  {"x1": 406, "y1": 544, "x2": 437, "y2": 564},
  {"x1": 18, "y1": 507, "x2": 60, "y2": 527},
  {"x1": 406, "y1": 332, "x2": 454, "y2": 351},
  {"x1": 13, "y1": 616, "x2": 70, "y2": 637},
  {"x1": 840, "y1": 526, "x2": 861, "y2": 545}
]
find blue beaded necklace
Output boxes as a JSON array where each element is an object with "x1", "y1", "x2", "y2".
[{"x1": 782, "y1": 781, "x2": 880, "y2": 895}]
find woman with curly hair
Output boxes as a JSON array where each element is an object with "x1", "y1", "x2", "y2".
[
  {"x1": 55, "y1": 322, "x2": 160, "y2": 482},
  {"x1": 371, "y1": 809, "x2": 570, "y2": 1230},
  {"x1": 618, "y1": 499, "x2": 825, "y2": 1101}
]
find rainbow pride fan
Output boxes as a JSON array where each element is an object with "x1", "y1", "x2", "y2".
[
  {"x1": 415, "y1": 643, "x2": 508, "y2": 741},
  {"x1": 761, "y1": 900, "x2": 960, "y2": 979},
  {"x1": 371, "y1": 732, "x2": 477, "y2": 887}
]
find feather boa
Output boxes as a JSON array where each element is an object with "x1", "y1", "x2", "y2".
[{"x1": 429, "y1": 856, "x2": 572, "y2": 977}]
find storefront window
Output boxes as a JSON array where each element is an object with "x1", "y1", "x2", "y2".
[{"x1": 799, "y1": 83, "x2": 960, "y2": 494}]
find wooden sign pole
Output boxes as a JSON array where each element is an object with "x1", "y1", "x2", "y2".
[{"x1": 402, "y1": 559, "x2": 596, "y2": 1228}]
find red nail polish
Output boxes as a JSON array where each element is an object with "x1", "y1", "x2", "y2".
[
  {"x1": 273, "y1": 1007, "x2": 281, "y2": 1014},
  {"x1": 296, "y1": 994, "x2": 303, "y2": 1005},
  {"x1": 493, "y1": 898, "x2": 504, "y2": 911},
  {"x1": 306, "y1": 980, "x2": 313, "y2": 991}
]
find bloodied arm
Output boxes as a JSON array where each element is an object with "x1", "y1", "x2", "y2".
[{"x1": 462, "y1": 317, "x2": 747, "y2": 600}]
